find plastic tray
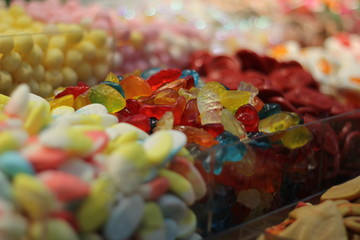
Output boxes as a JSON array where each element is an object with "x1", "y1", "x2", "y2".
[{"x1": 193, "y1": 109, "x2": 360, "y2": 237}]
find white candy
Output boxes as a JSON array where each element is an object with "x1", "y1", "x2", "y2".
[
  {"x1": 76, "y1": 104, "x2": 108, "y2": 115},
  {"x1": 105, "y1": 123, "x2": 149, "y2": 140},
  {"x1": 4, "y1": 84, "x2": 30, "y2": 118}
]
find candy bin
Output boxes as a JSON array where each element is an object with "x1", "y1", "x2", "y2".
[
  {"x1": 0, "y1": 4, "x2": 115, "y2": 97},
  {"x1": 11, "y1": 0, "x2": 209, "y2": 75},
  {"x1": 196, "y1": 109, "x2": 360, "y2": 238}
]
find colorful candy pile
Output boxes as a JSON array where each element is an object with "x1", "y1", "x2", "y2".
[
  {"x1": 258, "y1": 175, "x2": 360, "y2": 240},
  {"x1": 0, "y1": 5, "x2": 112, "y2": 97},
  {"x1": 267, "y1": 34, "x2": 360, "y2": 93},
  {"x1": 11, "y1": 0, "x2": 208, "y2": 75},
  {"x1": 188, "y1": 49, "x2": 357, "y2": 122},
  {"x1": 0, "y1": 84, "x2": 205, "y2": 240}
]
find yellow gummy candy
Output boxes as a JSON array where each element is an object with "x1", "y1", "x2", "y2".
[
  {"x1": 114, "y1": 142, "x2": 148, "y2": 169},
  {"x1": 49, "y1": 94, "x2": 74, "y2": 110},
  {"x1": 220, "y1": 90, "x2": 252, "y2": 112},
  {"x1": 104, "y1": 72, "x2": 119, "y2": 84},
  {"x1": 13, "y1": 174, "x2": 56, "y2": 220},
  {"x1": 259, "y1": 112, "x2": 300, "y2": 133},
  {"x1": 281, "y1": 125, "x2": 312, "y2": 149}
]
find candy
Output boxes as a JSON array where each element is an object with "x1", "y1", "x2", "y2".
[
  {"x1": 13, "y1": 173, "x2": 56, "y2": 219},
  {"x1": 1, "y1": 51, "x2": 22, "y2": 73},
  {"x1": 104, "y1": 194, "x2": 145, "y2": 240},
  {"x1": 88, "y1": 84, "x2": 126, "y2": 113},
  {"x1": 138, "y1": 202, "x2": 166, "y2": 240},
  {"x1": 0, "y1": 35, "x2": 14, "y2": 54},
  {"x1": 159, "y1": 169, "x2": 195, "y2": 205},
  {"x1": 0, "y1": 151, "x2": 34, "y2": 178},
  {"x1": 30, "y1": 219, "x2": 79, "y2": 240}
]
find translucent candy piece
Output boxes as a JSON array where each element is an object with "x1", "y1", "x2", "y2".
[
  {"x1": 88, "y1": 84, "x2": 126, "y2": 113},
  {"x1": 101, "y1": 81, "x2": 125, "y2": 98},
  {"x1": 154, "y1": 88, "x2": 179, "y2": 105},
  {"x1": 212, "y1": 131, "x2": 248, "y2": 175},
  {"x1": 49, "y1": 94, "x2": 74, "y2": 110},
  {"x1": 104, "y1": 72, "x2": 119, "y2": 84},
  {"x1": 157, "y1": 78, "x2": 188, "y2": 92},
  {"x1": 178, "y1": 88, "x2": 198, "y2": 101},
  {"x1": 139, "y1": 104, "x2": 173, "y2": 119},
  {"x1": 174, "y1": 126, "x2": 218, "y2": 148},
  {"x1": 234, "y1": 104, "x2": 259, "y2": 132},
  {"x1": 154, "y1": 111, "x2": 174, "y2": 132},
  {"x1": 180, "y1": 99, "x2": 201, "y2": 127},
  {"x1": 237, "y1": 81, "x2": 258, "y2": 96},
  {"x1": 181, "y1": 69, "x2": 200, "y2": 86},
  {"x1": 141, "y1": 67, "x2": 162, "y2": 80},
  {"x1": 219, "y1": 90, "x2": 252, "y2": 112},
  {"x1": 146, "y1": 69, "x2": 182, "y2": 91},
  {"x1": 197, "y1": 82, "x2": 225, "y2": 125},
  {"x1": 259, "y1": 111, "x2": 300, "y2": 133},
  {"x1": 202, "y1": 123, "x2": 224, "y2": 137},
  {"x1": 221, "y1": 109, "x2": 247, "y2": 140},
  {"x1": 258, "y1": 103, "x2": 281, "y2": 119},
  {"x1": 281, "y1": 125, "x2": 312, "y2": 149},
  {"x1": 74, "y1": 93, "x2": 91, "y2": 110},
  {"x1": 119, "y1": 75, "x2": 152, "y2": 99}
]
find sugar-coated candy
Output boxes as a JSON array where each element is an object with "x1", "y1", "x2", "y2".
[
  {"x1": 30, "y1": 219, "x2": 79, "y2": 240},
  {"x1": 13, "y1": 173, "x2": 56, "y2": 220},
  {"x1": 1, "y1": 51, "x2": 22, "y2": 73},
  {"x1": 0, "y1": 151, "x2": 34, "y2": 178},
  {"x1": 13, "y1": 35, "x2": 34, "y2": 54},
  {"x1": 104, "y1": 194, "x2": 145, "y2": 240},
  {"x1": 138, "y1": 202, "x2": 166, "y2": 240}
]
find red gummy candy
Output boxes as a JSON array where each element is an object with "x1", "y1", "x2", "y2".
[
  {"x1": 55, "y1": 82, "x2": 89, "y2": 99},
  {"x1": 146, "y1": 68, "x2": 182, "y2": 91},
  {"x1": 123, "y1": 114, "x2": 150, "y2": 132},
  {"x1": 172, "y1": 96, "x2": 186, "y2": 125},
  {"x1": 234, "y1": 104, "x2": 259, "y2": 132},
  {"x1": 180, "y1": 99, "x2": 201, "y2": 127},
  {"x1": 202, "y1": 123, "x2": 225, "y2": 137},
  {"x1": 235, "y1": 49, "x2": 266, "y2": 73},
  {"x1": 139, "y1": 104, "x2": 173, "y2": 119}
]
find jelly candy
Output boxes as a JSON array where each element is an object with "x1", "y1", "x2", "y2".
[
  {"x1": 174, "y1": 126, "x2": 218, "y2": 148},
  {"x1": 88, "y1": 84, "x2": 126, "y2": 113},
  {"x1": 141, "y1": 67, "x2": 162, "y2": 80},
  {"x1": 101, "y1": 81, "x2": 125, "y2": 98},
  {"x1": 154, "y1": 111, "x2": 174, "y2": 132},
  {"x1": 154, "y1": 88, "x2": 179, "y2": 105},
  {"x1": 123, "y1": 114, "x2": 150, "y2": 133},
  {"x1": 258, "y1": 112, "x2": 300, "y2": 133},
  {"x1": 55, "y1": 82, "x2": 89, "y2": 99},
  {"x1": 119, "y1": 75, "x2": 152, "y2": 99},
  {"x1": 146, "y1": 68, "x2": 182, "y2": 91},
  {"x1": 181, "y1": 69, "x2": 200, "y2": 86},
  {"x1": 234, "y1": 104, "x2": 259, "y2": 132},
  {"x1": 202, "y1": 123, "x2": 225, "y2": 137},
  {"x1": 258, "y1": 103, "x2": 281, "y2": 119},
  {"x1": 180, "y1": 99, "x2": 201, "y2": 127},
  {"x1": 219, "y1": 90, "x2": 252, "y2": 112},
  {"x1": 281, "y1": 125, "x2": 312, "y2": 149},
  {"x1": 221, "y1": 109, "x2": 247, "y2": 139},
  {"x1": 49, "y1": 95, "x2": 74, "y2": 110},
  {"x1": 197, "y1": 82, "x2": 225, "y2": 125}
]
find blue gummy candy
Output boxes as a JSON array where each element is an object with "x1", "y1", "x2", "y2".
[
  {"x1": 180, "y1": 69, "x2": 200, "y2": 86},
  {"x1": 258, "y1": 103, "x2": 281, "y2": 119}
]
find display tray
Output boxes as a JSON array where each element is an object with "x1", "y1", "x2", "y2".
[{"x1": 193, "y1": 109, "x2": 360, "y2": 238}]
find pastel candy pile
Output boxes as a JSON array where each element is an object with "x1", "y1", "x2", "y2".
[
  {"x1": 12, "y1": 0, "x2": 207, "y2": 75},
  {"x1": 0, "y1": 84, "x2": 206, "y2": 240},
  {"x1": 267, "y1": 34, "x2": 360, "y2": 93},
  {"x1": 0, "y1": 5, "x2": 112, "y2": 97}
]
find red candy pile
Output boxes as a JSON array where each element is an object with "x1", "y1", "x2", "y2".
[{"x1": 189, "y1": 49, "x2": 357, "y2": 123}]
